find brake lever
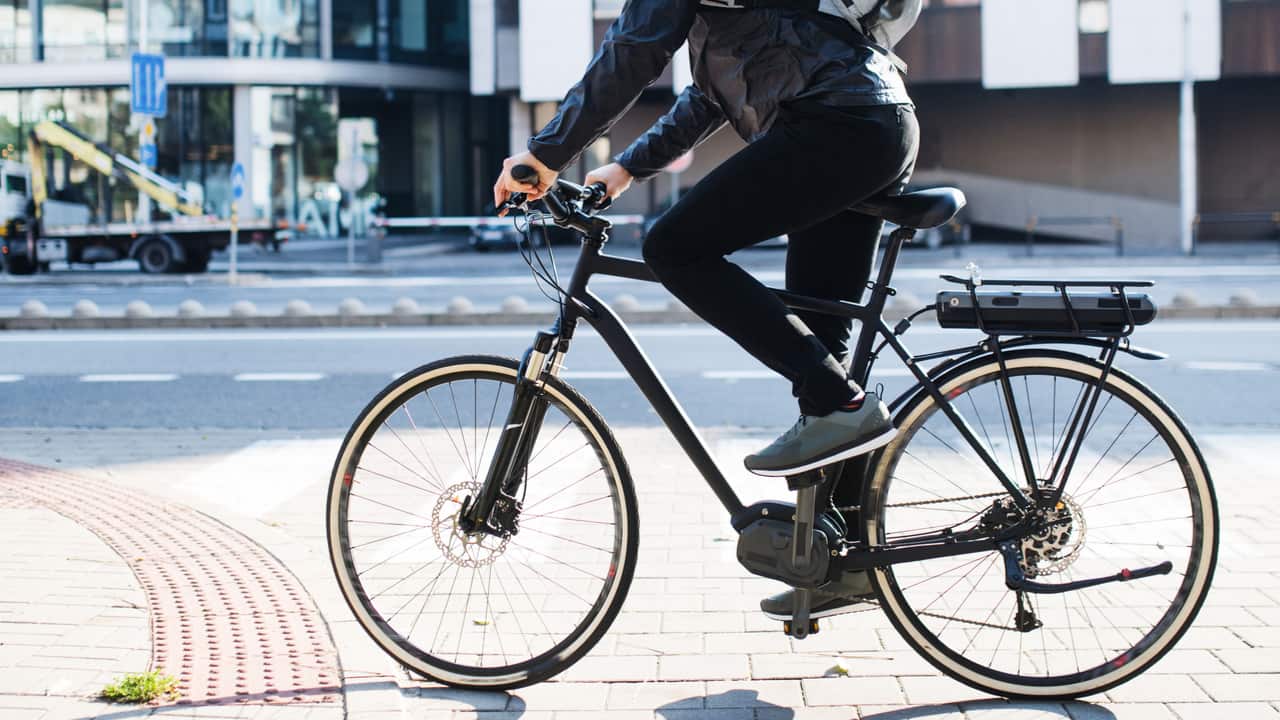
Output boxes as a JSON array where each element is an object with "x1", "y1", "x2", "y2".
[{"x1": 586, "y1": 182, "x2": 613, "y2": 212}]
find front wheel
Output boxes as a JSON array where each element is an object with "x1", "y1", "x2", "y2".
[
  {"x1": 327, "y1": 355, "x2": 638, "y2": 689},
  {"x1": 865, "y1": 349, "x2": 1218, "y2": 699}
]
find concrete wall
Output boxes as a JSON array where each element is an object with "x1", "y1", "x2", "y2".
[
  {"x1": 1198, "y1": 78, "x2": 1280, "y2": 215},
  {"x1": 911, "y1": 81, "x2": 1181, "y2": 204}
]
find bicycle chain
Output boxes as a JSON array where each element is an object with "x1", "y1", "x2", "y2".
[{"x1": 885, "y1": 490, "x2": 1008, "y2": 508}]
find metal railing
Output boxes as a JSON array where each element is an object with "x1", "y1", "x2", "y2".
[
  {"x1": 1024, "y1": 215, "x2": 1125, "y2": 257},
  {"x1": 1191, "y1": 211, "x2": 1280, "y2": 255}
]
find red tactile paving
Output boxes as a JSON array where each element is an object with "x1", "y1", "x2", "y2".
[{"x1": 0, "y1": 458, "x2": 342, "y2": 706}]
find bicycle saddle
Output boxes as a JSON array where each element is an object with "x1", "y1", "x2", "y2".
[{"x1": 855, "y1": 187, "x2": 966, "y2": 230}]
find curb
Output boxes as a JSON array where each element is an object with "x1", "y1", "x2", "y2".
[{"x1": 2, "y1": 304, "x2": 1279, "y2": 331}]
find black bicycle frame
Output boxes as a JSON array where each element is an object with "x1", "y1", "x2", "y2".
[{"x1": 532, "y1": 228, "x2": 1035, "y2": 522}]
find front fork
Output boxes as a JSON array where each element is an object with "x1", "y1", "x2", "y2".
[{"x1": 460, "y1": 330, "x2": 563, "y2": 536}]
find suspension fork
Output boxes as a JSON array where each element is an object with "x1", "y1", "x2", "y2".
[{"x1": 460, "y1": 328, "x2": 562, "y2": 534}]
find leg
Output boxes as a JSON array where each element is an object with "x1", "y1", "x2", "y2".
[
  {"x1": 785, "y1": 210, "x2": 884, "y2": 415},
  {"x1": 643, "y1": 103, "x2": 913, "y2": 416}
]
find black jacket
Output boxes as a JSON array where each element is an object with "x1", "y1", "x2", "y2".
[{"x1": 527, "y1": 1, "x2": 912, "y2": 180}]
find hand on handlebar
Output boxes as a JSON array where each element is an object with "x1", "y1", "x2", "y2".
[
  {"x1": 494, "y1": 151, "x2": 558, "y2": 216},
  {"x1": 584, "y1": 163, "x2": 634, "y2": 205}
]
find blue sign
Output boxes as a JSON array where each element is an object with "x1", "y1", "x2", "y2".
[
  {"x1": 130, "y1": 53, "x2": 167, "y2": 118},
  {"x1": 139, "y1": 143, "x2": 157, "y2": 169},
  {"x1": 230, "y1": 162, "x2": 246, "y2": 200}
]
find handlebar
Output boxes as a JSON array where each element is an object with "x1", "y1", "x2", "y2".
[{"x1": 503, "y1": 164, "x2": 612, "y2": 216}]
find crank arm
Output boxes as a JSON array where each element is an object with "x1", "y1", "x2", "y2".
[{"x1": 999, "y1": 541, "x2": 1173, "y2": 595}]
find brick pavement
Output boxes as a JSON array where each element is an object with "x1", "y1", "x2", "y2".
[{"x1": 0, "y1": 427, "x2": 1276, "y2": 720}]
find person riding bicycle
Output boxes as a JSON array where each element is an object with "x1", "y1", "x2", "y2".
[{"x1": 493, "y1": 0, "x2": 921, "y2": 619}]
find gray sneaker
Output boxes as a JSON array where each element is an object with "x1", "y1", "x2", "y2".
[
  {"x1": 760, "y1": 571, "x2": 876, "y2": 620},
  {"x1": 744, "y1": 393, "x2": 896, "y2": 476}
]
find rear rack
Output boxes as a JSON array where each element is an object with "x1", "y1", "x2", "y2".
[{"x1": 938, "y1": 274, "x2": 1155, "y2": 338}]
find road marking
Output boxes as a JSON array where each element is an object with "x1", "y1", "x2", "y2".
[
  {"x1": 80, "y1": 373, "x2": 178, "y2": 383},
  {"x1": 0, "y1": 374, "x2": 23, "y2": 383},
  {"x1": 233, "y1": 372, "x2": 327, "y2": 382},
  {"x1": 560, "y1": 370, "x2": 629, "y2": 380},
  {"x1": 703, "y1": 367, "x2": 915, "y2": 381},
  {"x1": 1183, "y1": 361, "x2": 1271, "y2": 372}
]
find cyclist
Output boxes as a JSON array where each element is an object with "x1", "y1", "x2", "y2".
[{"x1": 493, "y1": 0, "x2": 920, "y2": 619}]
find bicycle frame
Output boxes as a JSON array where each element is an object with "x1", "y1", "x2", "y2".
[{"x1": 460, "y1": 201, "x2": 1172, "y2": 595}]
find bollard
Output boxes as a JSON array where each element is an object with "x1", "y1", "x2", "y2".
[
  {"x1": 613, "y1": 294, "x2": 641, "y2": 312},
  {"x1": 1170, "y1": 291, "x2": 1199, "y2": 309},
  {"x1": 177, "y1": 299, "x2": 205, "y2": 318},
  {"x1": 20, "y1": 300, "x2": 49, "y2": 319},
  {"x1": 392, "y1": 297, "x2": 420, "y2": 316},
  {"x1": 447, "y1": 296, "x2": 475, "y2": 315},
  {"x1": 125, "y1": 300, "x2": 155, "y2": 319},
  {"x1": 284, "y1": 299, "x2": 313, "y2": 317},
  {"x1": 229, "y1": 300, "x2": 258, "y2": 318},
  {"x1": 338, "y1": 298, "x2": 366, "y2": 316},
  {"x1": 501, "y1": 296, "x2": 530, "y2": 314},
  {"x1": 72, "y1": 300, "x2": 100, "y2": 319},
  {"x1": 1229, "y1": 289, "x2": 1259, "y2": 308}
]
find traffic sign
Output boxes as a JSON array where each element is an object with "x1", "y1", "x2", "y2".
[
  {"x1": 140, "y1": 143, "x2": 157, "y2": 169},
  {"x1": 130, "y1": 53, "x2": 167, "y2": 118},
  {"x1": 231, "y1": 162, "x2": 245, "y2": 200}
]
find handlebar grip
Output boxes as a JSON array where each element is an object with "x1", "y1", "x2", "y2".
[
  {"x1": 587, "y1": 182, "x2": 613, "y2": 211},
  {"x1": 511, "y1": 164, "x2": 540, "y2": 187}
]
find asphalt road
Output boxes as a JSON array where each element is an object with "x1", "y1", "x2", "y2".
[
  {"x1": 4, "y1": 242, "x2": 1280, "y2": 317},
  {"x1": 2, "y1": 319, "x2": 1278, "y2": 433}
]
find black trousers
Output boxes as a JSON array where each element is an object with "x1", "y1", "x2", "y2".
[{"x1": 643, "y1": 101, "x2": 920, "y2": 417}]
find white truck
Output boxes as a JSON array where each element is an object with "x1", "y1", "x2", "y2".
[{"x1": 1, "y1": 121, "x2": 286, "y2": 274}]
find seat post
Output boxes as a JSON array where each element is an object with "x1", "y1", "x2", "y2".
[{"x1": 850, "y1": 226, "x2": 914, "y2": 386}]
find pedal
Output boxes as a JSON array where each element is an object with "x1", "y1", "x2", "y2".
[{"x1": 781, "y1": 619, "x2": 821, "y2": 638}]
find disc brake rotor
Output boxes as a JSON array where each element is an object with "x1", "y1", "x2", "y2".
[{"x1": 433, "y1": 482, "x2": 510, "y2": 568}]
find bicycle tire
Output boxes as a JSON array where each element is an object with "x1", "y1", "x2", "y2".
[
  {"x1": 864, "y1": 349, "x2": 1218, "y2": 699},
  {"x1": 327, "y1": 355, "x2": 639, "y2": 689}
]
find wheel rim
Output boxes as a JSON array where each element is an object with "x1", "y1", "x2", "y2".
[
  {"x1": 142, "y1": 245, "x2": 169, "y2": 272},
  {"x1": 869, "y1": 356, "x2": 1215, "y2": 695},
  {"x1": 330, "y1": 363, "x2": 630, "y2": 685}
]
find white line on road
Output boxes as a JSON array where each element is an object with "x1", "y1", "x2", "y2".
[
  {"x1": 560, "y1": 370, "x2": 629, "y2": 380},
  {"x1": 233, "y1": 372, "x2": 327, "y2": 382},
  {"x1": 0, "y1": 374, "x2": 24, "y2": 383},
  {"x1": 1183, "y1": 361, "x2": 1271, "y2": 372},
  {"x1": 80, "y1": 373, "x2": 178, "y2": 383}
]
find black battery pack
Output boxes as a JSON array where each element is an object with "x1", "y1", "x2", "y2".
[{"x1": 936, "y1": 290, "x2": 1157, "y2": 334}]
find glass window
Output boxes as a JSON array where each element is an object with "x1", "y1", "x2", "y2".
[
  {"x1": 37, "y1": 0, "x2": 127, "y2": 60},
  {"x1": 332, "y1": 0, "x2": 375, "y2": 59},
  {"x1": 295, "y1": 87, "x2": 337, "y2": 226},
  {"x1": 0, "y1": 92, "x2": 20, "y2": 163},
  {"x1": 412, "y1": 92, "x2": 439, "y2": 215},
  {"x1": 230, "y1": 0, "x2": 318, "y2": 57},
  {"x1": 0, "y1": 0, "x2": 33, "y2": 63},
  {"x1": 1079, "y1": 0, "x2": 1109, "y2": 34}
]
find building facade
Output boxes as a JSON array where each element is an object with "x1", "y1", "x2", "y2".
[
  {"x1": 4, "y1": 0, "x2": 1277, "y2": 249},
  {"x1": 0, "y1": 0, "x2": 510, "y2": 235},
  {"x1": 476, "y1": 0, "x2": 1280, "y2": 252}
]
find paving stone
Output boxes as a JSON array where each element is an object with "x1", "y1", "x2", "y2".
[
  {"x1": 1215, "y1": 648, "x2": 1280, "y2": 673},
  {"x1": 560, "y1": 655, "x2": 658, "y2": 682},
  {"x1": 854, "y1": 705, "x2": 965, "y2": 720},
  {"x1": 659, "y1": 654, "x2": 750, "y2": 681},
  {"x1": 1146, "y1": 648, "x2": 1231, "y2": 674},
  {"x1": 704, "y1": 632, "x2": 790, "y2": 655},
  {"x1": 802, "y1": 676, "x2": 906, "y2": 706},
  {"x1": 662, "y1": 612, "x2": 744, "y2": 634},
  {"x1": 1195, "y1": 674, "x2": 1280, "y2": 702},
  {"x1": 1169, "y1": 702, "x2": 1280, "y2": 719},
  {"x1": 897, "y1": 675, "x2": 989, "y2": 705},
  {"x1": 1104, "y1": 673, "x2": 1211, "y2": 703},
  {"x1": 506, "y1": 680, "x2": 610, "y2": 712},
  {"x1": 653, "y1": 710, "x2": 755, "y2": 720},
  {"x1": 703, "y1": 679, "x2": 804, "y2": 708},
  {"x1": 606, "y1": 681, "x2": 707, "y2": 710},
  {"x1": 1066, "y1": 703, "x2": 1177, "y2": 719},
  {"x1": 955, "y1": 700, "x2": 1071, "y2": 719},
  {"x1": 613, "y1": 633, "x2": 704, "y2": 656}
]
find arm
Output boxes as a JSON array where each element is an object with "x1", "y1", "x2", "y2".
[
  {"x1": 615, "y1": 84, "x2": 727, "y2": 181},
  {"x1": 526, "y1": 0, "x2": 700, "y2": 172}
]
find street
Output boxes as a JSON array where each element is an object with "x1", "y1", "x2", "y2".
[{"x1": 2, "y1": 319, "x2": 1279, "y2": 430}]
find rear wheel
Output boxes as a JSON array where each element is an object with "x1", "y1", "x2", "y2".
[
  {"x1": 327, "y1": 355, "x2": 638, "y2": 689},
  {"x1": 865, "y1": 350, "x2": 1217, "y2": 698},
  {"x1": 136, "y1": 237, "x2": 177, "y2": 273}
]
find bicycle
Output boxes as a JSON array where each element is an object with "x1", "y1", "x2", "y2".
[{"x1": 327, "y1": 166, "x2": 1218, "y2": 699}]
